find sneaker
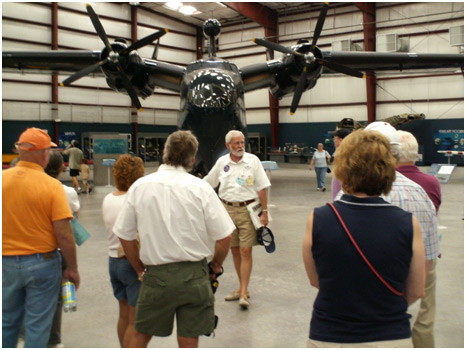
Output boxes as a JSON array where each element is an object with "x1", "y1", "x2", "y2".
[
  {"x1": 48, "y1": 343, "x2": 65, "y2": 348},
  {"x1": 317, "y1": 187, "x2": 321, "y2": 191},
  {"x1": 225, "y1": 291, "x2": 250, "y2": 301},
  {"x1": 322, "y1": 187, "x2": 326, "y2": 192},
  {"x1": 239, "y1": 297, "x2": 250, "y2": 309},
  {"x1": 76, "y1": 187, "x2": 82, "y2": 193}
]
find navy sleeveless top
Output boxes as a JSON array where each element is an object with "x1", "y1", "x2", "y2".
[{"x1": 310, "y1": 194, "x2": 413, "y2": 343}]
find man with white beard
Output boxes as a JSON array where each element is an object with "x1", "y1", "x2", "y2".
[{"x1": 204, "y1": 130, "x2": 270, "y2": 309}]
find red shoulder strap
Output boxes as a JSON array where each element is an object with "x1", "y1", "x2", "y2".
[{"x1": 327, "y1": 202, "x2": 404, "y2": 297}]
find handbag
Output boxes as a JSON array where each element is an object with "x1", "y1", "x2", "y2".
[
  {"x1": 327, "y1": 202, "x2": 403, "y2": 296},
  {"x1": 70, "y1": 215, "x2": 91, "y2": 246}
]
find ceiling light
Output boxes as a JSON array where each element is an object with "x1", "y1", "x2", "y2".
[
  {"x1": 179, "y1": 5, "x2": 199, "y2": 15},
  {"x1": 164, "y1": 2, "x2": 183, "y2": 10},
  {"x1": 163, "y1": 2, "x2": 201, "y2": 16}
]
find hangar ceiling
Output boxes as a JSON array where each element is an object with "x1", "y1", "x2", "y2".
[{"x1": 139, "y1": 2, "x2": 332, "y2": 26}]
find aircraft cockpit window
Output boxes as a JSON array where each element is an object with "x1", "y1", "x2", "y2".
[{"x1": 188, "y1": 70, "x2": 236, "y2": 108}]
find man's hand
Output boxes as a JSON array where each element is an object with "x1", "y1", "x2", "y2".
[
  {"x1": 261, "y1": 211, "x2": 269, "y2": 227},
  {"x1": 209, "y1": 261, "x2": 223, "y2": 279},
  {"x1": 63, "y1": 268, "x2": 80, "y2": 291}
]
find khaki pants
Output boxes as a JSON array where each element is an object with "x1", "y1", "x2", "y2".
[
  {"x1": 412, "y1": 259, "x2": 437, "y2": 348},
  {"x1": 307, "y1": 338, "x2": 413, "y2": 348}
]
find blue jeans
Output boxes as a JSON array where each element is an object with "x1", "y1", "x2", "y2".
[
  {"x1": 3, "y1": 251, "x2": 61, "y2": 348},
  {"x1": 315, "y1": 167, "x2": 327, "y2": 188}
]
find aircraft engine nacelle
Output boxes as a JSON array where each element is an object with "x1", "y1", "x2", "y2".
[
  {"x1": 271, "y1": 43, "x2": 323, "y2": 99},
  {"x1": 102, "y1": 42, "x2": 155, "y2": 99}
]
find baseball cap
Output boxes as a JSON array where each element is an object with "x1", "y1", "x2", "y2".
[
  {"x1": 364, "y1": 122, "x2": 401, "y2": 145},
  {"x1": 17, "y1": 128, "x2": 57, "y2": 151},
  {"x1": 329, "y1": 128, "x2": 352, "y2": 139},
  {"x1": 257, "y1": 226, "x2": 276, "y2": 253}
]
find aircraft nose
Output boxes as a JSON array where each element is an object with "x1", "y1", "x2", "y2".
[{"x1": 188, "y1": 70, "x2": 236, "y2": 108}]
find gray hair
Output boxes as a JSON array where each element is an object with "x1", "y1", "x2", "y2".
[
  {"x1": 390, "y1": 144, "x2": 401, "y2": 162},
  {"x1": 398, "y1": 130, "x2": 419, "y2": 163},
  {"x1": 225, "y1": 130, "x2": 244, "y2": 144}
]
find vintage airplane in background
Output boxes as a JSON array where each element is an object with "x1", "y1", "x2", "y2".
[{"x1": 3, "y1": 3, "x2": 464, "y2": 175}]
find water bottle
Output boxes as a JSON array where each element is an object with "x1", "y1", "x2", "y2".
[{"x1": 62, "y1": 281, "x2": 77, "y2": 312}]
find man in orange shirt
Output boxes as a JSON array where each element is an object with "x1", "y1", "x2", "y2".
[{"x1": 2, "y1": 128, "x2": 80, "y2": 348}]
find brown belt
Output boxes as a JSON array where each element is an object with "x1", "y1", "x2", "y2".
[{"x1": 221, "y1": 199, "x2": 255, "y2": 207}]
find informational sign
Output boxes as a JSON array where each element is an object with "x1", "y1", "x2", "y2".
[
  {"x1": 59, "y1": 131, "x2": 76, "y2": 149},
  {"x1": 433, "y1": 129, "x2": 464, "y2": 152},
  {"x1": 102, "y1": 159, "x2": 116, "y2": 167},
  {"x1": 427, "y1": 163, "x2": 457, "y2": 184},
  {"x1": 93, "y1": 139, "x2": 127, "y2": 154}
]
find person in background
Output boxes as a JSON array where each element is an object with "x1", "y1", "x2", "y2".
[
  {"x1": 328, "y1": 128, "x2": 352, "y2": 201},
  {"x1": 397, "y1": 131, "x2": 441, "y2": 214},
  {"x1": 44, "y1": 151, "x2": 81, "y2": 348},
  {"x1": 80, "y1": 158, "x2": 91, "y2": 194},
  {"x1": 46, "y1": 151, "x2": 80, "y2": 216},
  {"x1": 204, "y1": 130, "x2": 270, "y2": 309},
  {"x1": 397, "y1": 130, "x2": 441, "y2": 348},
  {"x1": 3, "y1": 128, "x2": 80, "y2": 348},
  {"x1": 309, "y1": 143, "x2": 331, "y2": 192},
  {"x1": 102, "y1": 154, "x2": 145, "y2": 347},
  {"x1": 63, "y1": 140, "x2": 83, "y2": 193},
  {"x1": 303, "y1": 130, "x2": 426, "y2": 347},
  {"x1": 113, "y1": 131, "x2": 233, "y2": 348}
]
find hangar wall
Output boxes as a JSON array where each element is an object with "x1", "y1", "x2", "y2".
[{"x1": 2, "y1": 2, "x2": 464, "y2": 164}]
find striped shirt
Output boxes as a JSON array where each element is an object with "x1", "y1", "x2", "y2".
[{"x1": 335, "y1": 171, "x2": 439, "y2": 260}]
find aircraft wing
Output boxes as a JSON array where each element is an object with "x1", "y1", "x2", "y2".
[
  {"x1": 3, "y1": 50, "x2": 102, "y2": 74},
  {"x1": 2, "y1": 50, "x2": 186, "y2": 93},
  {"x1": 239, "y1": 50, "x2": 463, "y2": 97},
  {"x1": 320, "y1": 51, "x2": 464, "y2": 72}
]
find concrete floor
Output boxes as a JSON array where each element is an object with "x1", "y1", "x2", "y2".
[{"x1": 58, "y1": 163, "x2": 464, "y2": 348}]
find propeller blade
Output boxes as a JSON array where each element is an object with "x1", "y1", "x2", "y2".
[
  {"x1": 311, "y1": 2, "x2": 329, "y2": 50},
  {"x1": 115, "y1": 62, "x2": 143, "y2": 111},
  {"x1": 121, "y1": 28, "x2": 169, "y2": 56},
  {"x1": 86, "y1": 4, "x2": 113, "y2": 53},
  {"x1": 317, "y1": 58, "x2": 365, "y2": 78},
  {"x1": 290, "y1": 65, "x2": 310, "y2": 115},
  {"x1": 253, "y1": 38, "x2": 299, "y2": 56},
  {"x1": 59, "y1": 59, "x2": 107, "y2": 86},
  {"x1": 151, "y1": 39, "x2": 160, "y2": 59}
]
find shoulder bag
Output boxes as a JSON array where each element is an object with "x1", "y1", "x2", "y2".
[{"x1": 327, "y1": 202, "x2": 403, "y2": 296}]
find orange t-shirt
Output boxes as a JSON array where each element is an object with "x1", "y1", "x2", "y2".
[{"x1": 2, "y1": 161, "x2": 73, "y2": 255}]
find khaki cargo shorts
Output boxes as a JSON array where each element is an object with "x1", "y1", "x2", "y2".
[{"x1": 223, "y1": 203, "x2": 259, "y2": 248}]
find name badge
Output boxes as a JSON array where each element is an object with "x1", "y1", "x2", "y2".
[
  {"x1": 246, "y1": 176, "x2": 254, "y2": 186},
  {"x1": 236, "y1": 177, "x2": 245, "y2": 186}
]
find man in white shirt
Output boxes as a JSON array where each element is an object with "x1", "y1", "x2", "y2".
[
  {"x1": 204, "y1": 130, "x2": 271, "y2": 309},
  {"x1": 113, "y1": 130, "x2": 234, "y2": 348}
]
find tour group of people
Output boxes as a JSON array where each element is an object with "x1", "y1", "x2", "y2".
[{"x1": 3, "y1": 121, "x2": 441, "y2": 348}]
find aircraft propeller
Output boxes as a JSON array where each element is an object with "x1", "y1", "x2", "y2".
[
  {"x1": 253, "y1": 2, "x2": 365, "y2": 115},
  {"x1": 59, "y1": 3, "x2": 168, "y2": 111}
]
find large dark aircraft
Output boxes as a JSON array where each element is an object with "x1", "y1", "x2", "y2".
[{"x1": 3, "y1": 3, "x2": 463, "y2": 175}]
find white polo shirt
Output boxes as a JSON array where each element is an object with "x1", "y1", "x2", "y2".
[
  {"x1": 204, "y1": 152, "x2": 271, "y2": 202},
  {"x1": 113, "y1": 164, "x2": 235, "y2": 266}
]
